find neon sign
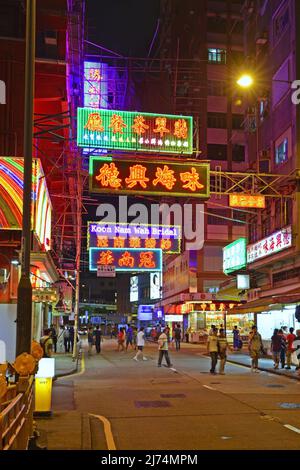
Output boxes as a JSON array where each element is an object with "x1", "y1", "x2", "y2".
[
  {"x1": 89, "y1": 248, "x2": 162, "y2": 272},
  {"x1": 77, "y1": 108, "x2": 193, "y2": 154},
  {"x1": 247, "y1": 226, "x2": 292, "y2": 263},
  {"x1": 87, "y1": 222, "x2": 181, "y2": 254},
  {"x1": 229, "y1": 194, "x2": 265, "y2": 209},
  {"x1": 223, "y1": 238, "x2": 247, "y2": 274},
  {"x1": 0, "y1": 158, "x2": 52, "y2": 250},
  {"x1": 89, "y1": 157, "x2": 210, "y2": 198},
  {"x1": 84, "y1": 61, "x2": 108, "y2": 109}
]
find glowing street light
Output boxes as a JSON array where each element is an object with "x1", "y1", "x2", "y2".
[{"x1": 236, "y1": 74, "x2": 254, "y2": 89}]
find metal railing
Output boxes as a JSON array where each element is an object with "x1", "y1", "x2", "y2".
[{"x1": 0, "y1": 376, "x2": 34, "y2": 450}]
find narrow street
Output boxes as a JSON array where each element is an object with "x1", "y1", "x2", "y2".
[{"x1": 37, "y1": 339, "x2": 300, "y2": 450}]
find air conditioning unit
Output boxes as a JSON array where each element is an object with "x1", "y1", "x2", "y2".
[{"x1": 44, "y1": 31, "x2": 57, "y2": 46}]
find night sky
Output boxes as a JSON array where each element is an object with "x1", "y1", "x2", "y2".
[{"x1": 87, "y1": 0, "x2": 161, "y2": 57}]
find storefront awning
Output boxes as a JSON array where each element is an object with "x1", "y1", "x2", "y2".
[{"x1": 229, "y1": 289, "x2": 300, "y2": 314}]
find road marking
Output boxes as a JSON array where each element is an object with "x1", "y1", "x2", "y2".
[
  {"x1": 203, "y1": 385, "x2": 216, "y2": 390},
  {"x1": 284, "y1": 424, "x2": 300, "y2": 435},
  {"x1": 89, "y1": 413, "x2": 117, "y2": 450}
]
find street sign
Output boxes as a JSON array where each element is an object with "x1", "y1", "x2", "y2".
[{"x1": 97, "y1": 265, "x2": 116, "y2": 277}]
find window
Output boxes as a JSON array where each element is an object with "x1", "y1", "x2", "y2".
[
  {"x1": 208, "y1": 48, "x2": 226, "y2": 64},
  {"x1": 232, "y1": 114, "x2": 244, "y2": 129},
  {"x1": 207, "y1": 113, "x2": 227, "y2": 128},
  {"x1": 275, "y1": 138, "x2": 288, "y2": 165},
  {"x1": 207, "y1": 144, "x2": 227, "y2": 160},
  {"x1": 207, "y1": 80, "x2": 227, "y2": 96},
  {"x1": 233, "y1": 145, "x2": 245, "y2": 162}
]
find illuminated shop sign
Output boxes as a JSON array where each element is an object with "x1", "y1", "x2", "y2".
[
  {"x1": 89, "y1": 157, "x2": 210, "y2": 198},
  {"x1": 247, "y1": 226, "x2": 292, "y2": 263},
  {"x1": 150, "y1": 272, "x2": 162, "y2": 300},
  {"x1": 223, "y1": 238, "x2": 247, "y2": 274},
  {"x1": 77, "y1": 108, "x2": 193, "y2": 154},
  {"x1": 89, "y1": 248, "x2": 162, "y2": 273},
  {"x1": 87, "y1": 222, "x2": 181, "y2": 254},
  {"x1": 229, "y1": 194, "x2": 265, "y2": 209},
  {"x1": 0, "y1": 157, "x2": 52, "y2": 251},
  {"x1": 130, "y1": 276, "x2": 139, "y2": 302},
  {"x1": 84, "y1": 61, "x2": 108, "y2": 109}
]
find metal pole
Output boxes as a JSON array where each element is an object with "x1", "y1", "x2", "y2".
[
  {"x1": 16, "y1": 0, "x2": 36, "y2": 356},
  {"x1": 72, "y1": 160, "x2": 82, "y2": 360}
]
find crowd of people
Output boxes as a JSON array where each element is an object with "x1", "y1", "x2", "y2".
[{"x1": 38, "y1": 322, "x2": 300, "y2": 376}]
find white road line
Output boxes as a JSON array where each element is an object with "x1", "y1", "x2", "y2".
[
  {"x1": 89, "y1": 413, "x2": 117, "y2": 450},
  {"x1": 203, "y1": 385, "x2": 216, "y2": 391},
  {"x1": 284, "y1": 424, "x2": 300, "y2": 435}
]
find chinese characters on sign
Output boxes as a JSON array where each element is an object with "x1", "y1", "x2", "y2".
[
  {"x1": 229, "y1": 194, "x2": 266, "y2": 209},
  {"x1": 247, "y1": 226, "x2": 292, "y2": 263},
  {"x1": 77, "y1": 108, "x2": 193, "y2": 154},
  {"x1": 223, "y1": 238, "x2": 247, "y2": 274},
  {"x1": 84, "y1": 61, "x2": 108, "y2": 109},
  {"x1": 89, "y1": 248, "x2": 162, "y2": 273},
  {"x1": 89, "y1": 157, "x2": 210, "y2": 198},
  {"x1": 87, "y1": 222, "x2": 181, "y2": 254}
]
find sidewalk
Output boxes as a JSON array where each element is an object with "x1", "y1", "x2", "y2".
[
  {"x1": 181, "y1": 341, "x2": 300, "y2": 380},
  {"x1": 53, "y1": 353, "x2": 79, "y2": 378}
]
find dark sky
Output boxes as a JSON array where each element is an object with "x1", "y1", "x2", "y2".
[{"x1": 87, "y1": 0, "x2": 161, "y2": 57}]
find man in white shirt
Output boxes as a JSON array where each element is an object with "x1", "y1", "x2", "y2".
[
  {"x1": 133, "y1": 327, "x2": 147, "y2": 361},
  {"x1": 157, "y1": 328, "x2": 173, "y2": 367}
]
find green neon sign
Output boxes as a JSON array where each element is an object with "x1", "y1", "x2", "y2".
[
  {"x1": 77, "y1": 107, "x2": 193, "y2": 155},
  {"x1": 223, "y1": 238, "x2": 247, "y2": 274}
]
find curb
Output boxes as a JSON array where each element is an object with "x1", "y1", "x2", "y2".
[{"x1": 226, "y1": 357, "x2": 300, "y2": 381}]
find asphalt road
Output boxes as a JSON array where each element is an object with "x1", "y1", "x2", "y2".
[{"x1": 37, "y1": 339, "x2": 300, "y2": 450}]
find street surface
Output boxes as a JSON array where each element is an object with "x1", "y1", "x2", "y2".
[{"x1": 37, "y1": 339, "x2": 300, "y2": 450}]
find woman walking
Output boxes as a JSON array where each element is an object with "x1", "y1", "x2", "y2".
[{"x1": 248, "y1": 325, "x2": 264, "y2": 372}]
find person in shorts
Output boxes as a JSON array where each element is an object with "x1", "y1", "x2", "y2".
[{"x1": 133, "y1": 327, "x2": 147, "y2": 361}]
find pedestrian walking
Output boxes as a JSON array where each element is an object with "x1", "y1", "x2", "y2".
[
  {"x1": 117, "y1": 327, "x2": 125, "y2": 352},
  {"x1": 248, "y1": 325, "x2": 264, "y2": 372},
  {"x1": 232, "y1": 325, "x2": 240, "y2": 351},
  {"x1": 286, "y1": 327, "x2": 296, "y2": 369},
  {"x1": 63, "y1": 326, "x2": 70, "y2": 353},
  {"x1": 69, "y1": 325, "x2": 75, "y2": 353},
  {"x1": 157, "y1": 328, "x2": 172, "y2": 367},
  {"x1": 93, "y1": 325, "x2": 102, "y2": 353},
  {"x1": 278, "y1": 328, "x2": 287, "y2": 368},
  {"x1": 207, "y1": 327, "x2": 218, "y2": 374},
  {"x1": 133, "y1": 326, "x2": 138, "y2": 350},
  {"x1": 133, "y1": 327, "x2": 147, "y2": 361},
  {"x1": 217, "y1": 329, "x2": 231, "y2": 374},
  {"x1": 87, "y1": 327, "x2": 94, "y2": 356},
  {"x1": 174, "y1": 324, "x2": 182, "y2": 351},
  {"x1": 126, "y1": 324, "x2": 134, "y2": 350},
  {"x1": 271, "y1": 329, "x2": 282, "y2": 369}
]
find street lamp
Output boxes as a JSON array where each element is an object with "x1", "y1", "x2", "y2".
[{"x1": 236, "y1": 73, "x2": 254, "y2": 89}]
